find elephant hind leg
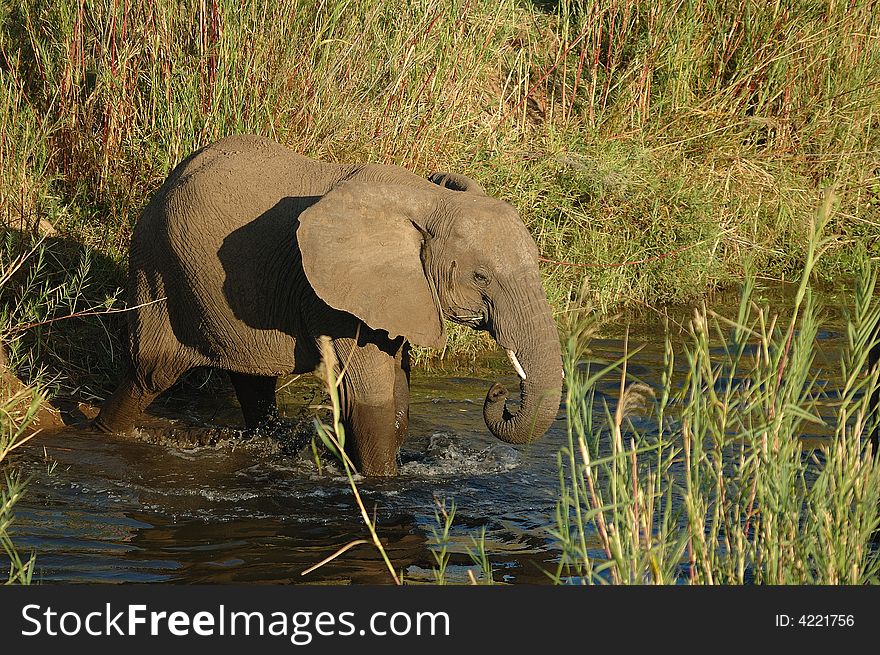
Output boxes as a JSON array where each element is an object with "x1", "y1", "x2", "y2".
[
  {"x1": 93, "y1": 372, "x2": 162, "y2": 434},
  {"x1": 94, "y1": 350, "x2": 190, "y2": 434},
  {"x1": 228, "y1": 372, "x2": 278, "y2": 429}
]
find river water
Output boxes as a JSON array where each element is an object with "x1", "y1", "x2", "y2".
[{"x1": 6, "y1": 286, "x2": 862, "y2": 584}]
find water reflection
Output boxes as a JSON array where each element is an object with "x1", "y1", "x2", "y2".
[{"x1": 6, "y1": 284, "x2": 863, "y2": 584}]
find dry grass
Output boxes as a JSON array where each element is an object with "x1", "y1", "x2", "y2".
[{"x1": 1, "y1": 0, "x2": 879, "y2": 362}]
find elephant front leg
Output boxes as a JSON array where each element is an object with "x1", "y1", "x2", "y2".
[
  {"x1": 347, "y1": 401, "x2": 401, "y2": 476},
  {"x1": 333, "y1": 339, "x2": 402, "y2": 476},
  {"x1": 393, "y1": 343, "x2": 411, "y2": 450}
]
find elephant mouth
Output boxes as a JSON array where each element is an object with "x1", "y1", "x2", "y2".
[{"x1": 449, "y1": 311, "x2": 486, "y2": 329}]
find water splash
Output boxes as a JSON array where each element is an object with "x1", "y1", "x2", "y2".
[{"x1": 399, "y1": 433, "x2": 521, "y2": 477}]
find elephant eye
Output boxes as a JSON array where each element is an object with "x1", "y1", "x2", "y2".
[{"x1": 473, "y1": 269, "x2": 490, "y2": 286}]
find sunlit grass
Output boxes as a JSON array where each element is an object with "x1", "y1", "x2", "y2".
[{"x1": 1, "y1": 1, "x2": 878, "y2": 369}]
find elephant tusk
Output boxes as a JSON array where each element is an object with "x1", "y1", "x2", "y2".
[{"x1": 506, "y1": 349, "x2": 526, "y2": 381}]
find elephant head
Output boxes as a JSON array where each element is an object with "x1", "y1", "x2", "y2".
[{"x1": 297, "y1": 178, "x2": 562, "y2": 446}]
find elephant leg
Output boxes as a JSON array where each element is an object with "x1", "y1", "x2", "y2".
[
  {"x1": 393, "y1": 343, "x2": 411, "y2": 450},
  {"x1": 93, "y1": 371, "x2": 163, "y2": 434},
  {"x1": 870, "y1": 342, "x2": 879, "y2": 457},
  {"x1": 228, "y1": 372, "x2": 278, "y2": 429},
  {"x1": 332, "y1": 338, "x2": 400, "y2": 476}
]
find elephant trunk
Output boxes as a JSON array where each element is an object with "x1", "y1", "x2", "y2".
[{"x1": 483, "y1": 294, "x2": 563, "y2": 445}]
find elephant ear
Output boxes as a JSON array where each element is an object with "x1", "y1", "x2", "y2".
[
  {"x1": 428, "y1": 171, "x2": 485, "y2": 195},
  {"x1": 298, "y1": 181, "x2": 446, "y2": 350}
]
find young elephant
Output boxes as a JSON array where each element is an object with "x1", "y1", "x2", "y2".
[{"x1": 95, "y1": 135, "x2": 563, "y2": 475}]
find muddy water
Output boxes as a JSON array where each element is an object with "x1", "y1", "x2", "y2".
[{"x1": 7, "y1": 288, "x2": 858, "y2": 584}]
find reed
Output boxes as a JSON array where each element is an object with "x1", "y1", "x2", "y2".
[
  {"x1": 1, "y1": 1, "x2": 878, "y2": 366},
  {"x1": 0, "y1": 385, "x2": 39, "y2": 585},
  {"x1": 552, "y1": 193, "x2": 880, "y2": 584},
  {"x1": 303, "y1": 336, "x2": 402, "y2": 584}
]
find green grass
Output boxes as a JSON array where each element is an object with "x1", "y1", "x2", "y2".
[
  {"x1": 0, "y1": 238, "x2": 52, "y2": 585},
  {"x1": 551, "y1": 195, "x2": 880, "y2": 584},
  {"x1": 0, "y1": 231, "x2": 118, "y2": 399},
  {"x1": 2, "y1": 0, "x2": 879, "y2": 373},
  {"x1": 0, "y1": 384, "x2": 39, "y2": 585},
  {"x1": 0, "y1": 226, "x2": 107, "y2": 584}
]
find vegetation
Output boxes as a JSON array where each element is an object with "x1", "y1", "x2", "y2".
[
  {"x1": 0, "y1": 384, "x2": 38, "y2": 584},
  {"x1": 0, "y1": 227, "x2": 96, "y2": 586},
  {"x1": 0, "y1": 242, "x2": 50, "y2": 585},
  {"x1": 2, "y1": 0, "x2": 879, "y2": 367},
  {"x1": 551, "y1": 194, "x2": 880, "y2": 584}
]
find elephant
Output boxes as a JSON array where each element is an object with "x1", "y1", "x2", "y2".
[{"x1": 94, "y1": 135, "x2": 563, "y2": 475}]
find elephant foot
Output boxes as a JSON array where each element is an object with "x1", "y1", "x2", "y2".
[{"x1": 357, "y1": 458, "x2": 399, "y2": 477}]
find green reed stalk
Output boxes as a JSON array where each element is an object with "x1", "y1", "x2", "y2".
[
  {"x1": 553, "y1": 192, "x2": 880, "y2": 584},
  {"x1": 309, "y1": 336, "x2": 401, "y2": 585}
]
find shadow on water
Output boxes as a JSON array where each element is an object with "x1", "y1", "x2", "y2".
[{"x1": 5, "y1": 282, "x2": 865, "y2": 583}]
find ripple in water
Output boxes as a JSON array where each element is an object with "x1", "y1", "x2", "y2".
[{"x1": 399, "y1": 433, "x2": 521, "y2": 477}]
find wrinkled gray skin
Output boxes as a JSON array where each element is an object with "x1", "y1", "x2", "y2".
[{"x1": 95, "y1": 135, "x2": 563, "y2": 475}]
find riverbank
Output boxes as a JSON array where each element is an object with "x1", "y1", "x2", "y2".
[{"x1": 2, "y1": 0, "x2": 879, "y2": 388}]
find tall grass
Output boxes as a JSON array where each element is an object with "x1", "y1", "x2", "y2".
[
  {"x1": 553, "y1": 193, "x2": 880, "y2": 584},
  {"x1": 1, "y1": 0, "x2": 878, "y2": 345},
  {"x1": 0, "y1": 236, "x2": 58, "y2": 585},
  {"x1": 0, "y1": 228, "x2": 113, "y2": 584},
  {"x1": 0, "y1": 231, "x2": 118, "y2": 400},
  {"x1": 0, "y1": 383, "x2": 40, "y2": 585}
]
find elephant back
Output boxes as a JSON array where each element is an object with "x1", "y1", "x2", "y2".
[{"x1": 126, "y1": 136, "x2": 342, "y2": 379}]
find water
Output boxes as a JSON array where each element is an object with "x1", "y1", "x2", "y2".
[{"x1": 6, "y1": 286, "x2": 862, "y2": 584}]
